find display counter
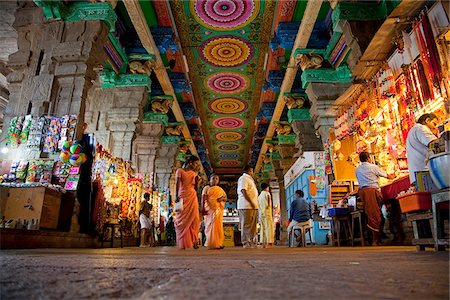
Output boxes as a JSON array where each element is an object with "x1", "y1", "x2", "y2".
[
  {"x1": 381, "y1": 175, "x2": 411, "y2": 200},
  {"x1": 0, "y1": 185, "x2": 74, "y2": 231}
]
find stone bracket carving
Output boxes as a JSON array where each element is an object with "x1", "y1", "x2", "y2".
[
  {"x1": 99, "y1": 70, "x2": 151, "y2": 89},
  {"x1": 143, "y1": 112, "x2": 169, "y2": 126},
  {"x1": 287, "y1": 108, "x2": 311, "y2": 123},
  {"x1": 301, "y1": 65, "x2": 352, "y2": 89},
  {"x1": 278, "y1": 134, "x2": 296, "y2": 145},
  {"x1": 35, "y1": 1, "x2": 118, "y2": 33},
  {"x1": 283, "y1": 92, "x2": 306, "y2": 110},
  {"x1": 162, "y1": 136, "x2": 181, "y2": 145},
  {"x1": 331, "y1": 1, "x2": 389, "y2": 27}
]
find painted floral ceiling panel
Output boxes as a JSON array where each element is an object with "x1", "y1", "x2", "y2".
[{"x1": 170, "y1": 0, "x2": 275, "y2": 173}]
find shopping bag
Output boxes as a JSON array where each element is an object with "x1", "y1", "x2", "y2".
[{"x1": 174, "y1": 198, "x2": 183, "y2": 213}]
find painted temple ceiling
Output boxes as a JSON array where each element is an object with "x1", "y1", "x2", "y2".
[{"x1": 170, "y1": 0, "x2": 276, "y2": 175}]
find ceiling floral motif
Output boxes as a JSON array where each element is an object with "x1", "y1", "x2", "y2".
[
  {"x1": 190, "y1": 0, "x2": 260, "y2": 30},
  {"x1": 205, "y1": 72, "x2": 249, "y2": 94},
  {"x1": 200, "y1": 36, "x2": 254, "y2": 67},
  {"x1": 208, "y1": 97, "x2": 248, "y2": 114},
  {"x1": 213, "y1": 117, "x2": 245, "y2": 129}
]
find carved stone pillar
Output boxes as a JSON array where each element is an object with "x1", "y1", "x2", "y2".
[
  {"x1": 272, "y1": 162, "x2": 288, "y2": 245},
  {"x1": 306, "y1": 82, "x2": 351, "y2": 143},
  {"x1": 2, "y1": 6, "x2": 109, "y2": 142},
  {"x1": 132, "y1": 122, "x2": 164, "y2": 174},
  {"x1": 85, "y1": 85, "x2": 147, "y2": 161},
  {"x1": 291, "y1": 120, "x2": 324, "y2": 154},
  {"x1": 277, "y1": 145, "x2": 298, "y2": 172},
  {"x1": 154, "y1": 143, "x2": 179, "y2": 189}
]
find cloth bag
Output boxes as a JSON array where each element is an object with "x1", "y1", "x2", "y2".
[{"x1": 174, "y1": 198, "x2": 183, "y2": 213}]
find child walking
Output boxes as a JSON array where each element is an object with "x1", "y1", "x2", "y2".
[{"x1": 139, "y1": 202, "x2": 153, "y2": 247}]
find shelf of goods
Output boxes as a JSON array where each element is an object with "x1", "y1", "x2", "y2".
[{"x1": 329, "y1": 182, "x2": 358, "y2": 207}]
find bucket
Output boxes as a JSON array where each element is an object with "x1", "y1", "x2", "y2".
[{"x1": 428, "y1": 152, "x2": 450, "y2": 189}]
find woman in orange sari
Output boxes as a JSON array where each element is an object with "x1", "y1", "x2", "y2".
[
  {"x1": 175, "y1": 156, "x2": 201, "y2": 249},
  {"x1": 201, "y1": 174, "x2": 227, "y2": 249}
]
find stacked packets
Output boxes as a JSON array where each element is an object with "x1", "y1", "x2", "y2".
[{"x1": 26, "y1": 117, "x2": 46, "y2": 151}]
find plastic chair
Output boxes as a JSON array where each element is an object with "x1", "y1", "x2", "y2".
[{"x1": 289, "y1": 219, "x2": 313, "y2": 247}]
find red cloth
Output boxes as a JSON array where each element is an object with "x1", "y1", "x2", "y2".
[
  {"x1": 381, "y1": 176, "x2": 410, "y2": 200},
  {"x1": 359, "y1": 188, "x2": 383, "y2": 232}
]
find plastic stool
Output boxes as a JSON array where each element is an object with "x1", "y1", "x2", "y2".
[
  {"x1": 351, "y1": 210, "x2": 365, "y2": 246},
  {"x1": 289, "y1": 220, "x2": 313, "y2": 247},
  {"x1": 101, "y1": 223, "x2": 123, "y2": 248}
]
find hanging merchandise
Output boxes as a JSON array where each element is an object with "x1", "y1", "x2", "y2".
[
  {"x1": 27, "y1": 117, "x2": 46, "y2": 150},
  {"x1": 19, "y1": 115, "x2": 32, "y2": 144},
  {"x1": 7, "y1": 117, "x2": 24, "y2": 148},
  {"x1": 59, "y1": 140, "x2": 87, "y2": 166},
  {"x1": 58, "y1": 114, "x2": 77, "y2": 150}
]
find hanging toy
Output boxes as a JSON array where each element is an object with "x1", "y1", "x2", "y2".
[
  {"x1": 60, "y1": 151, "x2": 71, "y2": 163},
  {"x1": 70, "y1": 143, "x2": 82, "y2": 154},
  {"x1": 62, "y1": 141, "x2": 72, "y2": 152},
  {"x1": 69, "y1": 154, "x2": 83, "y2": 166}
]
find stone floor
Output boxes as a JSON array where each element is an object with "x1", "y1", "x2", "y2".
[{"x1": 0, "y1": 246, "x2": 448, "y2": 300}]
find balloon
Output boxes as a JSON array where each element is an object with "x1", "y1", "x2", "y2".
[
  {"x1": 70, "y1": 143, "x2": 82, "y2": 154},
  {"x1": 60, "y1": 151, "x2": 71, "y2": 163},
  {"x1": 69, "y1": 154, "x2": 83, "y2": 166},
  {"x1": 78, "y1": 153, "x2": 87, "y2": 163},
  {"x1": 62, "y1": 141, "x2": 72, "y2": 152}
]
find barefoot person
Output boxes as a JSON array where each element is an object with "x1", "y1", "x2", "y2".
[
  {"x1": 237, "y1": 165, "x2": 259, "y2": 248},
  {"x1": 174, "y1": 156, "x2": 201, "y2": 249},
  {"x1": 202, "y1": 174, "x2": 227, "y2": 249},
  {"x1": 258, "y1": 183, "x2": 274, "y2": 248}
]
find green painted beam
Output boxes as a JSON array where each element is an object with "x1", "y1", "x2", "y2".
[
  {"x1": 139, "y1": 0, "x2": 158, "y2": 28},
  {"x1": 292, "y1": 1, "x2": 307, "y2": 22}
]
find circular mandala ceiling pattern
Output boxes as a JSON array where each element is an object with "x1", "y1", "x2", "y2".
[
  {"x1": 217, "y1": 143, "x2": 241, "y2": 151},
  {"x1": 191, "y1": 0, "x2": 259, "y2": 30},
  {"x1": 215, "y1": 131, "x2": 245, "y2": 141},
  {"x1": 206, "y1": 72, "x2": 249, "y2": 94},
  {"x1": 213, "y1": 117, "x2": 244, "y2": 129},
  {"x1": 208, "y1": 97, "x2": 248, "y2": 114},
  {"x1": 218, "y1": 160, "x2": 241, "y2": 167},
  {"x1": 200, "y1": 36, "x2": 254, "y2": 67}
]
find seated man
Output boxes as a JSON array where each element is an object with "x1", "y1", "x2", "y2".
[{"x1": 287, "y1": 190, "x2": 311, "y2": 246}]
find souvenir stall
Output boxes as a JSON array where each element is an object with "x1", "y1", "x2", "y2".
[
  {"x1": 330, "y1": 14, "x2": 448, "y2": 189},
  {"x1": 0, "y1": 114, "x2": 81, "y2": 231},
  {"x1": 326, "y1": 4, "x2": 449, "y2": 247},
  {"x1": 91, "y1": 145, "x2": 142, "y2": 238}
]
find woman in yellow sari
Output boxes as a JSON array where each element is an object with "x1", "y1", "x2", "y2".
[{"x1": 201, "y1": 174, "x2": 227, "y2": 250}]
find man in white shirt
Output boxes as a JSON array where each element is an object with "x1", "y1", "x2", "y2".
[
  {"x1": 237, "y1": 165, "x2": 259, "y2": 248},
  {"x1": 406, "y1": 113, "x2": 439, "y2": 184},
  {"x1": 356, "y1": 152, "x2": 394, "y2": 246}
]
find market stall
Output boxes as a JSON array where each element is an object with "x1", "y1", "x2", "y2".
[{"x1": 0, "y1": 114, "x2": 82, "y2": 232}]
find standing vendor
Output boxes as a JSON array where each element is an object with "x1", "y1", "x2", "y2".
[
  {"x1": 355, "y1": 152, "x2": 395, "y2": 246},
  {"x1": 406, "y1": 113, "x2": 439, "y2": 184}
]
